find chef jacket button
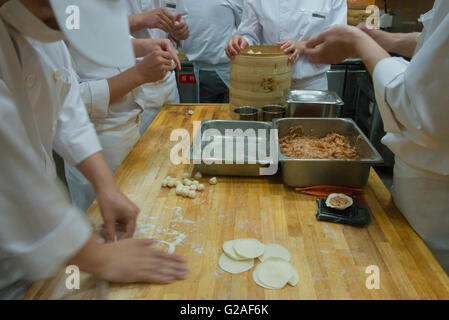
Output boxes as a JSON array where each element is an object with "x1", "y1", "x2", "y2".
[
  {"x1": 53, "y1": 69, "x2": 62, "y2": 82},
  {"x1": 26, "y1": 74, "x2": 36, "y2": 88}
]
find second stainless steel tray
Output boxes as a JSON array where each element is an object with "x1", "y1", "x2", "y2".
[
  {"x1": 274, "y1": 118, "x2": 383, "y2": 188},
  {"x1": 189, "y1": 120, "x2": 276, "y2": 176}
]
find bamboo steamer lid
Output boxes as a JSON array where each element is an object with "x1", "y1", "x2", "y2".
[{"x1": 229, "y1": 45, "x2": 292, "y2": 114}]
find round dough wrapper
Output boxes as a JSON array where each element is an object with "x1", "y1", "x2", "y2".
[
  {"x1": 252, "y1": 269, "x2": 279, "y2": 290},
  {"x1": 233, "y1": 239, "x2": 265, "y2": 259},
  {"x1": 219, "y1": 253, "x2": 254, "y2": 274},
  {"x1": 223, "y1": 240, "x2": 249, "y2": 261},
  {"x1": 259, "y1": 243, "x2": 291, "y2": 262},
  {"x1": 255, "y1": 258, "x2": 293, "y2": 289},
  {"x1": 288, "y1": 266, "x2": 299, "y2": 286}
]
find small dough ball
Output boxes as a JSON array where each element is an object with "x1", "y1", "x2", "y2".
[
  {"x1": 233, "y1": 239, "x2": 265, "y2": 259},
  {"x1": 162, "y1": 179, "x2": 168, "y2": 187},
  {"x1": 194, "y1": 172, "x2": 203, "y2": 179},
  {"x1": 259, "y1": 243, "x2": 291, "y2": 263},
  {"x1": 188, "y1": 190, "x2": 196, "y2": 199},
  {"x1": 182, "y1": 172, "x2": 190, "y2": 179},
  {"x1": 170, "y1": 60, "x2": 177, "y2": 71},
  {"x1": 167, "y1": 180, "x2": 176, "y2": 188},
  {"x1": 193, "y1": 180, "x2": 199, "y2": 185},
  {"x1": 209, "y1": 177, "x2": 218, "y2": 185},
  {"x1": 189, "y1": 184, "x2": 197, "y2": 191},
  {"x1": 176, "y1": 181, "x2": 183, "y2": 188},
  {"x1": 188, "y1": 110, "x2": 194, "y2": 115},
  {"x1": 197, "y1": 184, "x2": 205, "y2": 191},
  {"x1": 184, "y1": 179, "x2": 192, "y2": 186},
  {"x1": 181, "y1": 187, "x2": 189, "y2": 197},
  {"x1": 219, "y1": 253, "x2": 254, "y2": 274},
  {"x1": 175, "y1": 187, "x2": 183, "y2": 196}
]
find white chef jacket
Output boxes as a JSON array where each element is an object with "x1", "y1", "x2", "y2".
[
  {"x1": 68, "y1": 46, "x2": 143, "y2": 133},
  {"x1": 125, "y1": 0, "x2": 181, "y2": 118},
  {"x1": 0, "y1": 2, "x2": 96, "y2": 296},
  {"x1": 183, "y1": 0, "x2": 244, "y2": 87},
  {"x1": 126, "y1": 0, "x2": 187, "y2": 48},
  {"x1": 238, "y1": 0, "x2": 348, "y2": 81},
  {"x1": 373, "y1": 0, "x2": 449, "y2": 178}
]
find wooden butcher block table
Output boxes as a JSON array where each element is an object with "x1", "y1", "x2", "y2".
[{"x1": 26, "y1": 104, "x2": 449, "y2": 300}]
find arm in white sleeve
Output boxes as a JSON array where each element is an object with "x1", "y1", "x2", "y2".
[
  {"x1": 53, "y1": 70, "x2": 103, "y2": 166},
  {"x1": 0, "y1": 90, "x2": 92, "y2": 283},
  {"x1": 237, "y1": 0, "x2": 262, "y2": 45},
  {"x1": 373, "y1": 18, "x2": 449, "y2": 148},
  {"x1": 329, "y1": 0, "x2": 348, "y2": 27},
  {"x1": 78, "y1": 77, "x2": 110, "y2": 119}
]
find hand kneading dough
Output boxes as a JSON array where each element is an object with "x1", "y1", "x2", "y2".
[
  {"x1": 219, "y1": 253, "x2": 254, "y2": 274},
  {"x1": 254, "y1": 258, "x2": 293, "y2": 289},
  {"x1": 259, "y1": 243, "x2": 291, "y2": 262},
  {"x1": 223, "y1": 240, "x2": 250, "y2": 261},
  {"x1": 233, "y1": 239, "x2": 265, "y2": 259}
]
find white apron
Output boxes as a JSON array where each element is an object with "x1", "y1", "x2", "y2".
[
  {"x1": 392, "y1": 158, "x2": 449, "y2": 274},
  {"x1": 65, "y1": 117, "x2": 141, "y2": 211},
  {"x1": 136, "y1": 72, "x2": 179, "y2": 135}
]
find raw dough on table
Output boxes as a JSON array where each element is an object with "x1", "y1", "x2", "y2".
[
  {"x1": 253, "y1": 258, "x2": 296, "y2": 290},
  {"x1": 219, "y1": 253, "x2": 254, "y2": 274},
  {"x1": 223, "y1": 240, "x2": 250, "y2": 261},
  {"x1": 259, "y1": 243, "x2": 291, "y2": 262},
  {"x1": 233, "y1": 238, "x2": 265, "y2": 259}
]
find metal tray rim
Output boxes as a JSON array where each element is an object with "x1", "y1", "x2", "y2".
[
  {"x1": 188, "y1": 120, "x2": 274, "y2": 163},
  {"x1": 273, "y1": 117, "x2": 384, "y2": 164},
  {"x1": 286, "y1": 90, "x2": 344, "y2": 105}
]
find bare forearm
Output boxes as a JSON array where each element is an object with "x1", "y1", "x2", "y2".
[
  {"x1": 107, "y1": 66, "x2": 144, "y2": 105},
  {"x1": 368, "y1": 29, "x2": 419, "y2": 58},
  {"x1": 128, "y1": 13, "x2": 147, "y2": 34},
  {"x1": 355, "y1": 32, "x2": 391, "y2": 75},
  {"x1": 132, "y1": 39, "x2": 151, "y2": 58},
  {"x1": 67, "y1": 236, "x2": 108, "y2": 277},
  {"x1": 75, "y1": 152, "x2": 119, "y2": 194}
]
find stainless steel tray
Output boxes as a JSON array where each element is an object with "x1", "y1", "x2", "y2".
[
  {"x1": 274, "y1": 118, "x2": 383, "y2": 188},
  {"x1": 286, "y1": 90, "x2": 344, "y2": 118},
  {"x1": 189, "y1": 120, "x2": 276, "y2": 176}
]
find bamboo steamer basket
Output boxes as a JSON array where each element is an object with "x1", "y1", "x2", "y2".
[{"x1": 229, "y1": 45, "x2": 292, "y2": 117}]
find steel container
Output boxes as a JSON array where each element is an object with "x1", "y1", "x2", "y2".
[
  {"x1": 286, "y1": 90, "x2": 344, "y2": 118},
  {"x1": 274, "y1": 118, "x2": 383, "y2": 188},
  {"x1": 189, "y1": 120, "x2": 276, "y2": 176}
]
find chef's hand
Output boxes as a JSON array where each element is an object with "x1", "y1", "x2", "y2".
[
  {"x1": 70, "y1": 237, "x2": 189, "y2": 284},
  {"x1": 136, "y1": 49, "x2": 178, "y2": 83},
  {"x1": 171, "y1": 14, "x2": 189, "y2": 41},
  {"x1": 142, "y1": 8, "x2": 176, "y2": 33},
  {"x1": 304, "y1": 25, "x2": 390, "y2": 74},
  {"x1": 225, "y1": 35, "x2": 248, "y2": 59},
  {"x1": 134, "y1": 38, "x2": 181, "y2": 70},
  {"x1": 304, "y1": 25, "x2": 364, "y2": 65},
  {"x1": 97, "y1": 186, "x2": 140, "y2": 242},
  {"x1": 277, "y1": 40, "x2": 305, "y2": 63}
]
